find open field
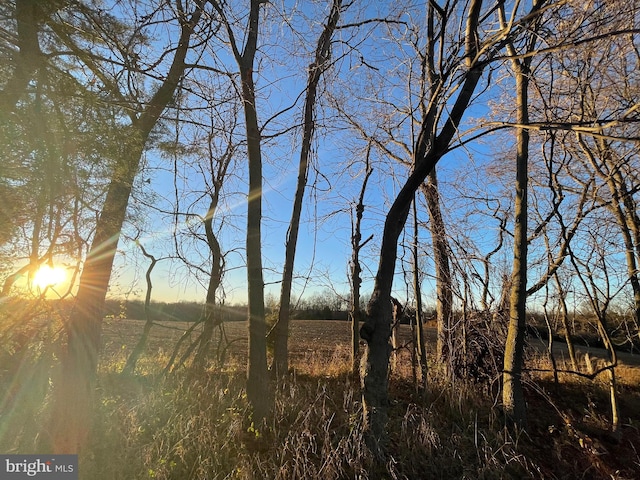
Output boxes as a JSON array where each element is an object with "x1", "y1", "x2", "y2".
[
  {"x1": 2, "y1": 317, "x2": 640, "y2": 479},
  {"x1": 102, "y1": 318, "x2": 640, "y2": 375},
  {"x1": 94, "y1": 318, "x2": 640, "y2": 479}
]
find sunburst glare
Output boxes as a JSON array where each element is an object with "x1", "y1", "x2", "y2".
[{"x1": 32, "y1": 265, "x2": 67, "y2": 291}]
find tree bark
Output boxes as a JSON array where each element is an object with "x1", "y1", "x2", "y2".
[
  {"x1": 502, "y1": 25, "x2": 534, "y2": 430},
  {"x1": 412, "y1": 197, "x2": 428, "y2": 391},
  {"x1": 243, "y1": 62, "x2": 270, "y2": 421},
  {"x1": 50, "y1": 141, "x2": 143, "y2": 453},
  {"x1": 360, "y1": 0, "x2": 484, "y2": 451},
  {"x1": 49, "y1": 5, "x2": 202, "y2": 453},
  {"x1": 272, "y1": 0, "x2": 342, "y2": 376},
  {"x1": 233, "y1": 0, "x2": 271, "y2": 421},
  {"x1": 209, "y1": 0, "x2": 271, "y2": 421},
  {"x1": 421, "y1": 169, "x2": 452, "y2": 369},
  {"x1": 502, "y1": 67, "x2": 529, "y2": 426},
  {"x1": 500, "y1": 0, "x2": 547, "y2": 429}
]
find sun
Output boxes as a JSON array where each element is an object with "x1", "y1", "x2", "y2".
[{"x1": 32, "y1": 265, "x2": 67, "y2": 290}]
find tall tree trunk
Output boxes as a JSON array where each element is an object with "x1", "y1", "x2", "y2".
[
  {"x1": 243, "y1": 69, "x2": 270, "y2": 421},
  {"x1": 502, "y1": 55, "x2": 531, "y2": 430},
  {"x1": 500, "y1": 0, "x2": 544, "y2": 428},
  {"x1": 229, "y1": 0, "x2": 271, "y2": 421},
  {"x1": 210, "y1": 0, "x2": 270, "y2": 421},
  {"x1": 421, "y1": 169, "x2": 452, "y2": 369},
  {"x1": 412, "y1": 197, "x2": 428, "y2": 392},
  {"x1": 50, "y1": 141, "x2": 143, "y2": 453},
  {"x1": 272, "y1": 0, "x2": 342, "y2": 376},
  {"x1": 49, "y1": 7, "x2": 202, "y2": 453},
  {"x1": 360, "y1": 0, "x2": 484, "y2": 450}
]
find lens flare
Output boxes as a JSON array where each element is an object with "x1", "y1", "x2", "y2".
[{"x1": 33, "y1": 265, "x2": 67, "y2": 290}]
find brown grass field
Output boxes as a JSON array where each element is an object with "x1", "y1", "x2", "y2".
[
  {"x1": 2, "y1": 317, "x2": 640, "y2": 479},
  {"x1": 101, "y1": 318, "x2": 640, "y2": 380},
  {"x1": 93, "y1": 318, "x2": 640, "y2": 479}
]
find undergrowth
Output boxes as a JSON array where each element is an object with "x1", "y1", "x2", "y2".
[{"x1": 1, "y1": 323, "x2": 639, "y2": 479}]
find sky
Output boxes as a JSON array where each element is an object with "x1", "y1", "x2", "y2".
[
  {"x1": 11, "y1": 0, "x2": 631, "y2": 315},
  {"x1": 97, "y1": 1, "x2": 420, "y2": 306},
  {"x1": 14, "y1": 0, "x2": 510, "y2": 309}
]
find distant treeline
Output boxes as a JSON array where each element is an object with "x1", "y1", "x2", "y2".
[
  {"x1": 102, "y1": 298, "x2": 352, "y2": 323},
  {"x1": 101, "y1": 298, "x2": 442, "y2": 323}
]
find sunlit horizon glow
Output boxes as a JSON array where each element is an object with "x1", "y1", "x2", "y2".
[{"x1": 32, "y1": 265, "x2": 67, "y2": 291}]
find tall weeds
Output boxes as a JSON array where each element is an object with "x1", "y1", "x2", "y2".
[
  {"x1": 76, "y1": 352, "x2": 547, "y2": 479},
  {"x1": 2, "y1": 323, "x2": 639, "y2": 479}
]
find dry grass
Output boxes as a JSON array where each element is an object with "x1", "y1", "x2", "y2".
[{"x1": 1, "y1": 317, "x2": 639, "y2": 479}]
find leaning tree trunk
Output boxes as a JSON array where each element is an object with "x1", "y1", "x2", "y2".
[
  {"x1": 50, "y1": 141, "x2": 143, "y2": 453},
  {"x1": 49, "y1": 8, "x2": 202, "y2": 453},
  {"x1": 360, "y1": 2, "x2": 484, "y2": 449},
  {"x1": 272, "y1": 0, "x2": 342, "y2": 376}
]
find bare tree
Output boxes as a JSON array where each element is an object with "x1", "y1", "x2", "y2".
[
  {"x1": 49, "y1": 1, "x2": 209, "y2": 453},
  {"x1": 209, "y1": 0, "x2": 271, "y2": 420},
  {"x1": 349, "y1": 149, "x2": 374, "y2": 376},
  {"x1": 567, "y1": 230, "x2": 622, "y2": 432},
  {"x1": 193, "y1": 137, "x2": 234, "y2": 370},
  {"x1": 122, "y1": 240, "x2": 161, "y2": 375},
  {"x1": 271, "y1": 0, "x2": 345, "y2": 376},
  {"x1": 359, "y1": 0, "x2": 501, "y2": 451},
  {"x1": 500, "y1": 0, "x2": 640, "y2": 426},
  {"x1": 499, "y1": 0, "x2": 545, "y2": 428}
]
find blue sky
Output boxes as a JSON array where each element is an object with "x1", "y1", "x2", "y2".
[
  {"x1": 14, "y1": 0, "x2": 631, "y2": 315},
  {"x1": 6, "y1": 1, "x2": 516, "y2": 311},
  {"x1": 97, "y1": 0, "x2": 524, "y2": 309}
]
